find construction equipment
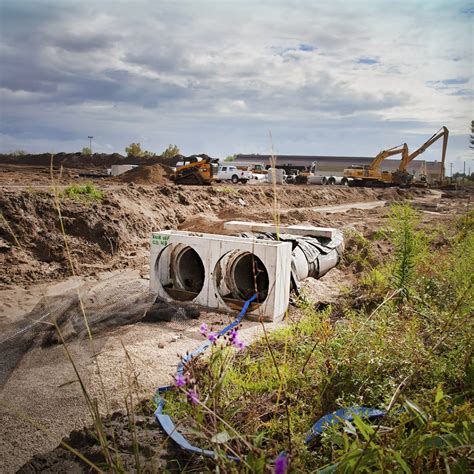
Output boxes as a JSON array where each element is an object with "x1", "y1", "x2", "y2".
[
  {"x1": 171, "y1": 156, "x2": 219, "y2": 185},
  {"x1": 393, "y1": 126, "x2": 449, "y2": 186},
  {"x1": 294, "y1": 162, "x2": 344, "y2": 185},
  {"x1": 344, "y1": 144, "x2": 408, "y2": 187},
  {"x1": 411, "y1": 160, "x2": 429, "y2": 187}
]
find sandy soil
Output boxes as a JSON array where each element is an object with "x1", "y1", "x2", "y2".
[
  {"x1": 0, "y1": 162, "x2": 471, "y2": 472},
  {"x1": 1, "y1": 267, "x2": 336, "y2": 472}
]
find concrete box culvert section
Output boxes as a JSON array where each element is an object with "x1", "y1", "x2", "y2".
[{"x1": 150, "y1": 231, "x2": 292, "y2": 322}]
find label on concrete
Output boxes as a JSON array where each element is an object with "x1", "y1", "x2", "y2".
[{"x1": 152, "y1": 234, "x2": 170, "y2": 246}]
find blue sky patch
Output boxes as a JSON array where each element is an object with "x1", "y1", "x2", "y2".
[
  {"x1": 357, "y1": 57, "x2": 379, "y2": 65},
  {"x1": 298, "y1": 44, "x2": 314, "y2": 52},
  {"x1": 441, "y1": 78, "x2": 469, "y2": 85}
]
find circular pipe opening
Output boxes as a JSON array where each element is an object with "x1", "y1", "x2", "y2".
[
  {"x1": 158, "y1": 245, "x2": 205, "y2": 301},
  {"x1": 214, "y1": 251, "x2": 269, "y2": 305},
  {"x1": 231, "y1": 253, "x2": 269, "y2": 301}
]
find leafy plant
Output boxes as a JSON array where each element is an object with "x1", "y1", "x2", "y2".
[
  {"x1": 64, "y1": 182, "x2": 104, "y2": 201},
  {"x1": 125, "y1": 142, "x2": 155, "y2": 158},
  {"x1": 387, "y1": 204, "x2": 426, "y2": 300},
  {"x1": 82, "y1": 147, "x2": 92, "y2": 155},
  {"x1": 320, "y1": 388, "x2": 472, "y2": 473},
  {"x1": 161, "y1": 144, "x2": 180, "y2": 159}
]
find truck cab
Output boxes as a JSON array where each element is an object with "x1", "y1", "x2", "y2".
[{"x1": 216, "y1": 165, "x2": 252, "y2": 184}]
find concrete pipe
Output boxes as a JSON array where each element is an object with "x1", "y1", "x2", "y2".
[
  {"x1": 156, "y1": 244, "x2": 206, "y2": 301},
  {"x1": 150, "y1": 230, "x2": 292, "y2": 321},
  {"x1": 238, "y1": 229, "x2": 344, "y2": 293},
  {"x1": 214, "y1": 250, "x2": 269, "y2": 303}
]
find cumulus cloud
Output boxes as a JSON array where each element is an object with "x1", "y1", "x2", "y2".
[{"x1": 0, "y1": 0, "x2": 472, "y2": 171}]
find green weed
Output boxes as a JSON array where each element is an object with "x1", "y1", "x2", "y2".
[
  {"x1": 214, "y1": 186, "x2": 239, "y2": 194},
  {"x1": 64, "y1": 182, "x2": 104, "y2": 201}
]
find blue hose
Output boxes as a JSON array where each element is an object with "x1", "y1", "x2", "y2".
[{"x1": 154, "y1": 294, "x2": 257, "y2": 461}]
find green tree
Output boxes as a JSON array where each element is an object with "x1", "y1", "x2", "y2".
[
  {"x1": 125, "y1": 142, "x2": 143, "y2": 157},
  {"x1": 161, "y1": 144, "x2": 180, "y2": 159},
  {"x1": 470, "y1": 120, "x2": 474, "y2": 149},
  {"x1": 224, "y1": 154, "x2": 236, "y2": 162},
  {"x1": 82, "y1": 147, "x2": 92, "y2": 155},
  {"x1": 125, "y1": 142, "x2": 155, "y2": 158},
  {"x1": 388, "y1": 204, "x2": 427, "y2": 300},
  {"x1": 10, "y1": 150, "x2": 27, "y2": 156}
]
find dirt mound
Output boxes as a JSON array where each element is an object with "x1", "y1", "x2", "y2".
[
  {"x1": 0, "y1": 186, "x2": 432, "y2": 286},
  {"x1": 115, "y1": 163, "x2": 172, "y2": 184},
  {"x1": 0, "y1": 152, "x2": 194, "y2": 169}
]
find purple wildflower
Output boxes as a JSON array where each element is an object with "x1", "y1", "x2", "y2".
[
  {"x1": 208, "y1": 332, "x2": 218, "y2": 343},
  {"x1": 233, "y1": 338, "x2": 246, "y2": 350},
  {"x1": 229, "y1": 328, "x2": 245, "y2": 349},
  {"x1": 175, "y1": 374, "x2": 186, "y2": 388},
  {"x1": 187, "y1": 388, "x2": 199, "y2": 405},
  {"x1": 275, "y1": 453, "x2": 288, "y2": 474},
  {"x1": 199, "y1": 323, "x2": 208, "y2": 336}
]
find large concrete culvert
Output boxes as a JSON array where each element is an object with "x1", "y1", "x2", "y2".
[{"x1": 150, "y1": 229, "x2": 295, "y2": 321}]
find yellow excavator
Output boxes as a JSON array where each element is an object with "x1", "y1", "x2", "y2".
[
  {"x1": 392, "y1": 126, "x2": 449, "y2": 187},
  {"x1": 170, "y1": 156, "x2": 219, "y2": 185},
  {"x1": 344, "y1": 143, "x2": 409, "y2": 187},
  {"x1": 344, "y1": 126, "x2": 449, "y2": 187}
]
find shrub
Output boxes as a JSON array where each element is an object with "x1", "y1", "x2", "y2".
[
  {"x1": 161, "y1": 144, "x2": 180, "y2": 159},
  {"x1": 125, "y1": 142, "x2": 155, "y2": 158},
  {"x1": 64, "y1": 182, "x2": 104, "y2": 201},
  {"x1": 10, "y1": 150, "x2": 27, "y2": 156},
  {"x1": 386, "y1": 204, "x2": 428, "y2": 300}
]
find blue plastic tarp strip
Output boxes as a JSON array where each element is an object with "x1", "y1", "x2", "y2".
[
  {"x1": 154, "y1": 294, "x2": 257, "y2": 461},
  {"x1": 305, "y1": 406, "x2": 386, "y2": 444}
]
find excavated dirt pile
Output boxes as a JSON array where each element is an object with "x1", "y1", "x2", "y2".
[
  {"x1": 0, "y1": 186, "x2": 428, "y2": 285},
  {"x1": 0, "y1": 152, "x2": 201, "y2": 169},
  {"x1": 114, "y1": 163, "x2": 172, "y2": 185}
]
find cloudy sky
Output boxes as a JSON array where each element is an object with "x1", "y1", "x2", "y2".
[{"x1": 0, "y1": 0, "x2": 472, "y2": 171}]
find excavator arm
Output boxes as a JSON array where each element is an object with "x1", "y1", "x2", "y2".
[
  {"x1": 344, "y1": 143, "x2": 408, "y2": 185},
  {"x1": 370, "y1": 143, "x2": 408, "y2": 171},
  {"x1": 399, "y1": 127, "x2": 449, "y2": 182}
]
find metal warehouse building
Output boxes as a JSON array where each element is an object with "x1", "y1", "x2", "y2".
[{"x1": 235, "y1": 154, "x2": 443, "y2": 182}]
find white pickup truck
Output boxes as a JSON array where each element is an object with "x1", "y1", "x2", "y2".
[{"x1": 216, "y1": 165, "x2": 252, "y2": 184}]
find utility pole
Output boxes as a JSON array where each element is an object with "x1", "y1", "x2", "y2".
[
  {"x1": 88, "y1": 136, "x2": 93, "y2": 154},
  {"x1": 450, "y1": 162, "x2": 453, "y2": 177},
  {"x1": 463, "y1": 161, "x2": 466, "y2": 176}
]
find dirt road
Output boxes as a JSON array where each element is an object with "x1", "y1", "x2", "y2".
[{"x1": 310, "y1": 200, "x2": 386, "y2": 213}]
